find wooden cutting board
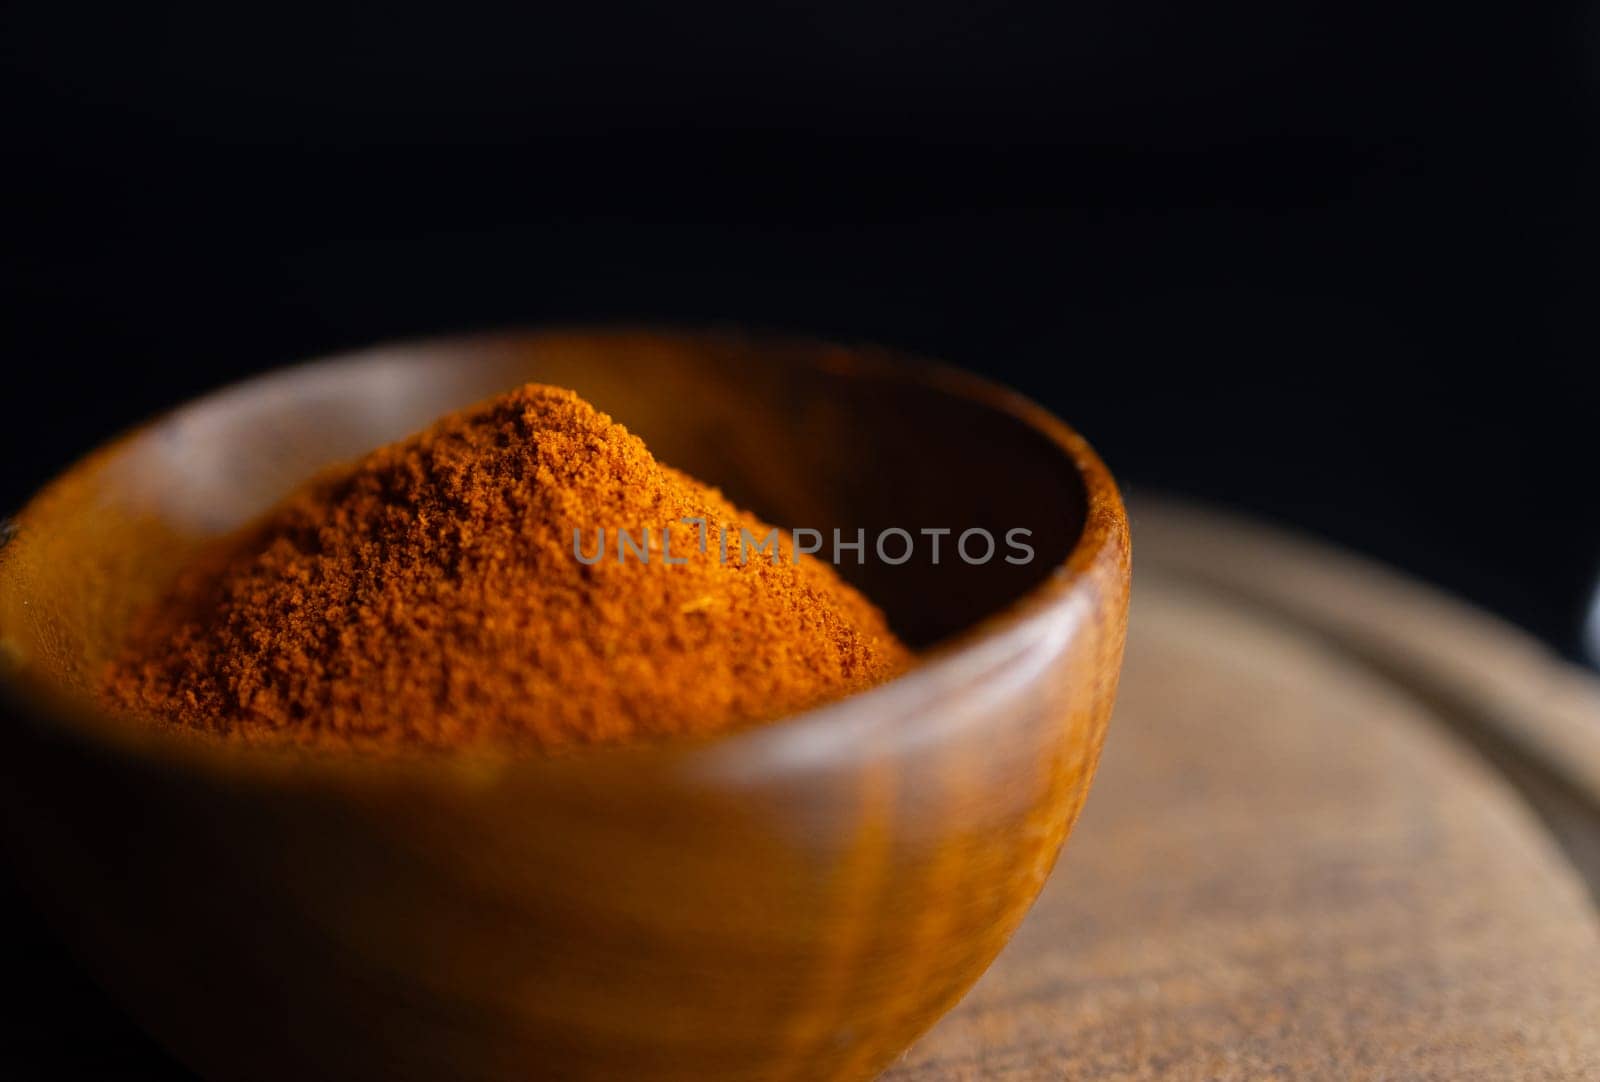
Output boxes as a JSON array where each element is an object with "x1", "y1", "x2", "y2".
[
  {"x1": 4, "y1": 502, "x2": 1598, "y2": 1078},
  {"x1": 884, "y1": 501, "x2": 1600, "y2": 1080}
]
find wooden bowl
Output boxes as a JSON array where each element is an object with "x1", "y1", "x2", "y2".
[{"x1": 0, "y1": 330, "x2": 1129, "y2": 1081}]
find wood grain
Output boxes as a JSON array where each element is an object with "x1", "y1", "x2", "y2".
[
  {"x1": 4, "y1": 331, "x2": 1597, "y2": 1078},
  {"x1": 886, "y1": 504, "x2": 1600, "y2": 1080},
  {"x1": 0, "y1": 331, "x2": 1130, "y2": 1082},
  {"x1": 1134, "y1": 502, "x2": 1600, "y2": 896}
]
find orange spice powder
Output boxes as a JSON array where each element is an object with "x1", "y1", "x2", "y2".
[{"x1": 103, "y1": 384, "x2": 909, "y2": 753}]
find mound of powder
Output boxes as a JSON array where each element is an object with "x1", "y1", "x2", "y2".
[{"x1": 104, "y1": 385, "x2": 909, "y2": 753}]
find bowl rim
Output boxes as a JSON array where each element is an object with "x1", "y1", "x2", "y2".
[{"x1": 0, "y1": 327, "x2": 1129, "y2": 785}]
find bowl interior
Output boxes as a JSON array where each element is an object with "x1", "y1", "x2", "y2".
[{"x1": 0, "y1": 330, "x2": 1088, "y2": 707}]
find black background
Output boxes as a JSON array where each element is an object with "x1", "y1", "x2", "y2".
[
  {"x1": 6, "y1": 2, "x2": 1600, "y2": 658},
  {"x1": 2, "y1": 4, "x2": 1599, "y2": 1073}
]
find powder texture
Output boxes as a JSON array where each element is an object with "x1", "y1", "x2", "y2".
[{"x1": 104, "y1": 385, "x2": 909, "y2": 753}]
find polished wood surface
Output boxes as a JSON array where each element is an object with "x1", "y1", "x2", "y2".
[
  {"x1": 8, "y1": 330, "x2": 1597, "y2": 1079},
  {"x1": 886, "y1": 503, "x2": 1600, "y2": 1080},
  {"x1": 0, "y1": 332, "x2": 1129, "y2": 1081},
  {"x1": 4, "y1": 495, "x2": 1599, "y2": 1078}
]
